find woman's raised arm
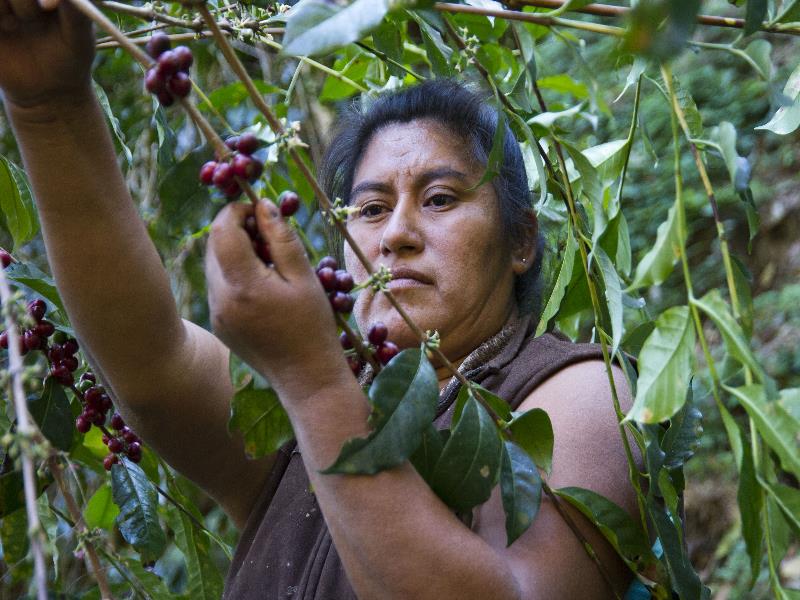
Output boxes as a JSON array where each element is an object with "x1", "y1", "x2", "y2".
[{"x1": 0, "y1": 0, "x2": 272, "y2": 527}]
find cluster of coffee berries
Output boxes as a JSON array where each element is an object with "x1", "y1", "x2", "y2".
[
  {"x1": 144, "y1": 33, "x2": 193, "y2": 106},
  {"x1": 316, "y1": 256, "x2": 354, "y2": 314},
  {"x1": 200, "y1": 134, "x2": 264, "y2": 199},
  {"x1": 101, "y1": 413, "x2": 143, "y2": 470},
  {"x1": 1, "y1": 299, "x2": 64, "y2": 361},
  {"x1": 340, "y1": 321, "x2": 399, "y2": 375},
  {"x1": 242, "y1": 191, "x2": 301, "y2": 264}
]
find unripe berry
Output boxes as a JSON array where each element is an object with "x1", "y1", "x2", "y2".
[
  {"x1": 63, "y1": 338, "x2": 79, "y2": 356},
  {"x1": 76, "y1": 379, "x2": 93, "y2": 393},
  {"x1": 167, "y1": 72, "x2": 192, "y2": 98},
  {"x1": 212, "y1": 162, "x2": 234, "y2": 188},
  {"x1": 144, "y1": 68, "x2": 166, "y2": 94},
  {"x1": 173, "y1": 45, "x2": 193, "y2": 71},
  {"x1": 0, "y1": 250, "x2": 11, "y2": 268},
  {"x1": 330, "y1": 292, "x2": 354, "y2": 314},
  {"x1": 111, "y1": 413, "x2": 125, "y2": 430},
  {"x1": 145, "y1": 32, "x2": 171, "y2": 59},
  {"x1": 108, "y1": 438, "x2": 123, "y2": 453},
  {"x1": 317, "y1": 267, "x2": 336, "y2": 292},
  {"x1": 317, "y1": 256, "x2": 338, "y2": 271},
  {"x1": 28, "y1": 299, "x2": 46, "y2": 321},
  {"x1": 279, "y1": 191, "x2": 300, "y2": 217},
  {"x1": 103, "y1": 454, "x2": 118, "y2": 471},
  {"x1": 52, "y1": 331, "x2": 68, "y2": 345},
  {"x1": 199, "y1": 161, "x2": 217, "y2": 185},
  {"x1": 376, "y1": 341, "x2": 399, "y2": 365},
  {"x1": 335, "y1": 270, "x2": 354, "y2": 293},
  {"x1": 75, "y1": 416, "x2": 91, "y2": 434},
  {"x1": 236, "y1": 132, "x2": 260, "y2": 155},
  {"x1": 35, "y1": 320, "x2": 55, "y2": 338},
  {"x1": 368, "y1": 322, "x2": 388, "y2": 346}
]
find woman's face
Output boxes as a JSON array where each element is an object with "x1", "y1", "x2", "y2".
[{"x1": 344, "y1": 119, "x2": 520, "y2": 363}]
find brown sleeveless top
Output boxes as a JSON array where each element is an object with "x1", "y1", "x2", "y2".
[{"x1": 223, "y1": 319, "x2": 605, "y2": 599}]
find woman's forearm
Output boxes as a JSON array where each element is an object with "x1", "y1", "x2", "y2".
[
  {"x1": 5, "y1": 91, "x2": 186, "y2": 401},
  {"x1": 281, "y1": 374, "x2": 522, "y2": 600}
]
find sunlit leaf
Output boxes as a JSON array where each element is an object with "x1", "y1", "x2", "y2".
[
  {"x1": 84, "y1": 484, "x2": 120, "y2": 531},
  {"x1": 628, "y1": 201, "x2": 680, "y2": 290},
  {"x1": 626, "y1": 305, "x2": 695, "y2": 423},
  {"x1": 228, "y1": 382, "x2": 294, "y2": 459},
  {"x1": 508, "y1": 408, "x2": 553, "y2": 474},
  {"x1": 756, "y1": 62, "x2": 800, "y2": 135},
  {"x1": 500, "y1": 441, "x2": 542, "y2": 546}
]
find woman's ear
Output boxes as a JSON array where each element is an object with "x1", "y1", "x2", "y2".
[{"x1": 511, "y1": 210, "x2": 539, "y2": 275}]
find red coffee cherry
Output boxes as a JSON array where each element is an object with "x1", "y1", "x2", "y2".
[
  {"x1": 0, "y1": 250, "x2": 11, "y2": 268},
  {"x1": 85, "y1": 386, "x2": 105, "y2": 407},
  {"x1": 63, "y1": 338, "x2": 79, "y2": 356},
  {"x1": 339, "y1": 331, "x2": 353, "y2": 350},
  {"x1": 254, "y1": 240, "x2": 272, "y2": 264},
  {"x1": 111, "y1": 413, "x2": 125, "y2": 430},
  {"x1": 108, "y1": 438, "x2": 124, "y2": 453},
  {"x1": 232, "y1": 153, "x2": 263, "y2": 182},
  {"x1": 48, "y1": 345, "x2": 65, "y2": 362},
  {"x1": 225, "y1": 136, "x2": 240, "y2": 151},
  {"x1": 347, "y1": 355, "x2": 363, "y2": 376},
  {"x1": 144, "y1": 68, "x2": 166, "y2": 94},
  {"x1": 330, "y1": 292, "x2": 354, "y2": 314},
  {"x1": 60, "y1": 355, "x2": 80, "y2": 372},
  {"x1": 28, "y1": 299, "x2": 46, "y2": 321},
  {"x1": 221, "y1": 180, "x2": 242, "y2": 200},
  {"x1": 127, "y1": 442, "x2": 143, "y2": 462},
  {"x1": 335, "y1": 270, "x2": 354, "y2": 293},
  {"x1": 156, "y1": 89, "x2": 175, "y2": 107},
  {"x1": 122, "y1": 427, "x2": 138, "y2": 444},
  {"x1": 244, "y1": 215, "x2": 259, "y2": 239},
  {"x1": 103, "y1": 454, "x2": 119, "y2": 471},
  {"x1": 199, "y1": 161, "x2": 217, "y2": 185},
  {"x1": 0, "y1": 331, "x2": 6, "y2": 349},
  {"x1": 212, "y1": 162, "x2": 234, "y2": 188},
  {"x1": 279, "y1": 191, "x2": 300, "y2": 217},
  {"x1": 316, "y1": 267, "x2": 336, "y2": 292},
  {"x1": 75, "y1": 416, "x2": 92, "y2": 434},
  {"x1": 167, "y1": 72, "x2": 192, "y2": 99},
  {"x1": 23, "y1": 330, "x2": 40, "y2": 352},
  {"x1": 317, "y1": 256, "x2": 338, "y2": 271},
  {"x1": 156, "y1": 50, "x2": 180, "y2": 77},
  {"x1": 145, "y1": 32, "x2": 171, "y2": 59},
  {"x1": 35, "y1": 321, "x2": 55, "y2": 338},
  {"x1": 236, "y1": 133, "x2": 260, "y2": 156},
  {"x1": 173, "y1": 45, "x2": 193, "y2": 71},
  {"x1": 368, "y1": 322, "x2": 388, "y2": 346},
  {"x1": 50, "y1": 364, "x2": 73, "y2": 386},
  {"x1": 376, "y1": 341, "x2": 399, "y2": 365}
]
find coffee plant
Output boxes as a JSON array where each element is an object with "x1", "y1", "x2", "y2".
[{"x1": 0, "y1": 0, "x2": 799, "y2": 598}]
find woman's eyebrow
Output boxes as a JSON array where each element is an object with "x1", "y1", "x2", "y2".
[{"x1": 350, "y1": 167, "x2": 470, "y2": 200}]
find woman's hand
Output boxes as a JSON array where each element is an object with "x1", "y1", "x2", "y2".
[
  {"x1": 0, "y1": 0, "x2": 95, "y2": 111},
  {"x1": 206, "y1": 200, "x2": 349, "y2": 402}
]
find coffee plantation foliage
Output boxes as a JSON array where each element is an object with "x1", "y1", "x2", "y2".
[{"x1": 0, "y1": 0, "x2": 799, "y2": 598}]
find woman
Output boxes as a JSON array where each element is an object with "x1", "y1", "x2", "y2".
[{"x1": 0, "y1": 1, "x2": 637, "y2": 598}]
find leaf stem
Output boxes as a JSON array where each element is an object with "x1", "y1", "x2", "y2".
[
  {"x1": 0, "y1": 268, "x2": 48, "y2": 600},
  {"x1": 49, "y1": 456, "x2": 115, "y2": 599}
]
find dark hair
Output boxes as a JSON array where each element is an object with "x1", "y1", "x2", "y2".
[{"x1": 319, "y1": 79, "x2": 544, "y2": 312}]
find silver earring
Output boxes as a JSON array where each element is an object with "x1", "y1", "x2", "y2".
[{"x1": 521, "y1": 257, "x2": 527, "y2": 264}]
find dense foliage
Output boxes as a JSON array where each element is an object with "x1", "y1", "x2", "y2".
[{"x1": 0, "y1": 0, "x2": 799, "y2": 598}]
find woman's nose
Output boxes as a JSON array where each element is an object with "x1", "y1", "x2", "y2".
[{"x1": 379, "y1": 198, "x2": 424, "y2": 258}]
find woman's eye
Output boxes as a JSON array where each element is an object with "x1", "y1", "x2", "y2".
[
  {"x1": 427, "y1": 194, "x2": 456, "y2": 207},
  {"x1": 360, "y1": 203, "x2": 386, "y2": 218}
]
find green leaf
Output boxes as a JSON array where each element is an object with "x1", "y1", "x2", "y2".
[
  {"x1": 111, "y1": 459, "x2": 167, "y2": 562},
  {"x1": 0, "y1": 471, "x2": 26, "y2": 517},
  {"x1": 756, "y1": 62, "x2": 800, "y2": 135},
  {"x1": 626, "y1": 305, "x2": 695, "y2": 423},
  {"x1": 737, "y1": 435, "x2": 764, "y2": 587},
  {"x1": 228, "y1": 382, "x2": 294, "y2": 459},
  {"x1": 535, "y1": 227, "x2": 577, "y2": 336},
  {"x1": 744, "y1": 0, "x2": 767, "y2": 34},
  {"x1": 673, "y1": 76, "x2": 704, "y2": 138},
  {"x1": 165, "y1": 481, "x2": 224, "y2": 600},
  {"x1": 452, "y1": 383, "x2": 511, "y2": 426},
  {"x1": 4, "y1": 262, "x2": 66, "y2": 315},
  {"x1": 93, "y1": 80, "x2": 133, "y2": 167},
  {"x1": 0, "y1": 155, "x2": 38, "y2": 251},
  {"x1": 775, "y1": 0, "x2": 800, "y2": 22},
  {"x1": 763, "y1": 481, "x2": 800, "y2": 536},
  {"x1": 500, "y1": 441, "x2": 542, "y2": 546},
  {"x1": 693, "y1": 289, "x2": 766, "y2": 383},
  {"x1": 596, "y1": 246, "x2": 624, "y2": 356},
  {"x1": 555, "y1": 486, "x2": 654, "y2": 570},
  {"x1": 725, "y1": 385, "x2": 800, "y2": 480},
  {"x1": 409, "y1": 423, "x2": 445, "y2": 485},
  {"x1": 430, "y1": 396, "x2": 503, "y2": 510},
  {"x1": 412, "y1": 15, "x2": 453, "y2": 76},
  {"x1": 84, "y1": 484, "x2": 120, "y2": 530},
  {"x1": 744, "y1": 40, "x2": 772, "y2": 80},
  {"x1": 545, "y1": 0, "x2": 596, "y2": 16},
  {"x1": 583, "y1": 139, "x2": 629, "y2": 184},
  {"x1": 508, "y1": 408, "x2": 554, "y2": 474},
  {"x1": 628, "y1": 201, "x2": 680, "y2": 290},
  {"x1": 660, "y1": 397, "x2": 703, "y2": 470},
  {"x1": 560, "y1": 138, "x2": 601, "y2": 204},
  {"x1": 27, "y1": 377, "x2": 74, "y2": 452},
  {"x1": 283, "y1": 0, "x2": 390, "y2": 57},
  {"x1": 709, "y1": 122, "x2": 751, "y2": 192},
  {"x1": 472, "y1": 111, "x2": 506, "y2": 188},
  {"x1": 0, "y1": 508, "x2": 29, "y2": 567},
  {"x1": 323, "y1": 348, "x2": 438, "y2": 474},
  {"x1": 372, "y1": 18, "x2": 405, "y2": 78}
]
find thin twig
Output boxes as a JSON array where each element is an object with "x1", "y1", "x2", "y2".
[
  {"x1": 49, "y1": 457, "x2": 114, "y2": 600},
  {"x1": 0, "y1": 269, "x2": 48, "y2": 600},
  {"x1": 99, "y1": 0, "x2": 200, "y2": 30}
]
